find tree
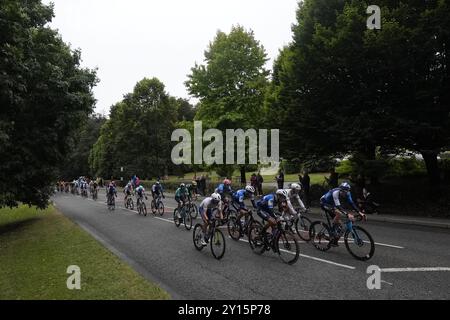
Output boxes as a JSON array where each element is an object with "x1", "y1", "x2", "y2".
[
  {"x1": 0, "y1": 0, "x2": 97, "y2": 208},
  {"x1": 272, "y1": 0, "x2": 450, "y2": 184},
  {"x1": 90, "y1": 78, "x2": 178, "y2": 180},
  {"x1": 185, "y1": 25, "x2": 269, "y2": 183},
  {"x1": 59, "y1": 114, "x2": 106, "y2": 179}
]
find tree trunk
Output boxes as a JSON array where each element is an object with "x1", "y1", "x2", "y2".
[{"x1": 421, "y1": 150, "x2": 441, "y2": 185}]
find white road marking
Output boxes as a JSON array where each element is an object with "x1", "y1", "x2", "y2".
[
  {"x1": 380, "y1": 267, "x2": 450, "y2": 273},
  {"x1": 381, "y1": 280, "x2": 393, "y2": 286},
  {"x1": 236, "y1": 238, "x2": 356, "y2": 270}
]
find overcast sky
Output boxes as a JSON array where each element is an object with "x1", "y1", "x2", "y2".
[{"x1": 43, "y1": 0, "x2": 299, "y2": 115}]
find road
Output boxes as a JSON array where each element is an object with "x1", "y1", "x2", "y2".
[{"x1": 52, "y1": 191, "x2": 450, "y2": 300}]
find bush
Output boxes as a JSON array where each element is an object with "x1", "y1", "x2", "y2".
[{"x1": 386, "y1": 157, "x2": 426, "y2": 177}]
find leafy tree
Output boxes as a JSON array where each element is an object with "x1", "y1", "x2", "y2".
[
  {"x1": 90, "y1": 78, "x2": 178, "y2": 180},
  {"x1": 59, "y1": 114, "x2": 106, "y2": 180},
  {"x1": 185, "y1": 25, "x2": 269, "y2": 182},
  {"x1": 0, "y1": 0, "x2": 97, "y2": 208},
  {"x1": 271, "y1": 0, "x2": 450, "y2": 184}
]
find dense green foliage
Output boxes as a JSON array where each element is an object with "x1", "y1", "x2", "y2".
[
  {"x1": 0, "y1": 0, "x2": 97, "y2": 208},
  {"x1": 269, "y1": 0, "x2": 450, "y2": 184}
]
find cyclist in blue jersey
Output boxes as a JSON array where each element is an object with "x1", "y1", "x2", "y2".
[
  {"x1": 256, "y1": 189, "x2": 290, "y2": 248},
  {"x1": 320, "y1": 182, "x2": 365, "y2": 246},
  {"x1": 232, "y1": 185, "x2": 257, "y2": 226},
  {"x1": 215, "y1": 179, "x2": 233, "y2": 199},
  {"x1": 151, "y1": 181, "x2": 165, "y2": 200}
]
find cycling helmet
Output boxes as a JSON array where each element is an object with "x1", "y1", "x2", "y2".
[
  {"x1": 192, "y1": 181, "x2": 197, "y2": 186},
  {"x1": 339, "y1": 182, "x2": 351, "y2": 192},
  {"x1": 180, "y1": 183, "x2": 186, "y2": 188},
  {"x1": 245, "y1": 185, "x2": 255, "y2": 194},
  {"x1": 156, "y1": 181, "x2": 160, "y2": 185},
  {"x1": 211, "y1": 193, "x2": 221, "y2": 202},
  {"x1": 291, "y1": 183, "x2": 302, "y2": 192},
  {"x1": 276, "y1": 189, "x2": 289, "y2": 199}
]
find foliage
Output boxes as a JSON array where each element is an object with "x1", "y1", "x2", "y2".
[
  {"x1": 268, "y1": 0, "x2": 450, "y2": 183},
  {"x1": 0, "y1": 0, "x2": 97, "y2": 208},
  {"x1": 90, "y1": 78, "x2": 179, "y2": 180}
]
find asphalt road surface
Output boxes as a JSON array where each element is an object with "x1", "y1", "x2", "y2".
[{"x1": 52, "y1": 191, "x2": 450, "y2": 300}]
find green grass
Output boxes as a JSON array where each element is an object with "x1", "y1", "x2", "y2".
[
  {"x1": 0, "y1": 205, "x2": 170, "y2": 300},
  {"x1": 163, "y1": 171, "x2": 328, "y2": 185}
]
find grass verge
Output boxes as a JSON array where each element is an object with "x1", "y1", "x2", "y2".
[{"x1": 0, "y1": 205, "x2": 170, "y2": 300}]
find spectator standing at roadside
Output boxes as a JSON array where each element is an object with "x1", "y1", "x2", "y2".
[
  {"x1": 250, "y1": 173, "x2": 258, "y2": 195},
  {"x1": 301, "y1": 171, "x2": 311, "y2": 207},
  {"x1": 256, "y1": 172, "x2": 263, "y2": 196},
  {"x1": 200, "y1": 175, "x2": 206, "y2": 196},
  {"x1": 276, "y1": 170, "x2": 285, "y2": 189}
]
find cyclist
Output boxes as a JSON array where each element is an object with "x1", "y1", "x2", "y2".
[
  {"x1": 175, "y1": 183, "x2": 189, "y2": 218},
  {"x1": 191, "y1": 180, "x2": 198, "y2": 199},
  {"x1": 123, "y1": 181, "x2": 133, "y2": 202},
  {"x1": 199, "y1": 193, "x2": 224, "y2": 246},
  {"x1": 151, "y1": 181, "x2": 165, "y2": 200},
  {"x1": 135, "y1": 185, "x2": 148, "y2": 205},
  {"x1": 320, "y1": 182, "x2": 366, "y2": 246},
  {"x1": 232, "y1": 185, "x2": 257, "y2": 226},
  {"x1": 106, "y1": 181, "x2": 117, "y2": 204},
  {"x1": 185, "y1": 183, "x2": 195, "y2": 202},
  {"x1": 215, "y1": 179, "x2": 233, "y2": 200},
  {"x1": 256, "y1": 190, "x2": 290, "y2": 247}
]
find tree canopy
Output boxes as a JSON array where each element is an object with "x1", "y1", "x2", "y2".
[
  {"x1": 270, "y1": 0, "x2": 450, "y2": 183},
  {"x1": 0, "y1": 0, "x2": 97, "y2": 208}
]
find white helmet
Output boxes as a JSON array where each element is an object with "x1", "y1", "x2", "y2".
[
  {"x1": 291, "y1": 183, "x2": 302, "y2": 192},
  {"x1": 276, "y1": 189, "x2": 289, "y2": 199},
  {"x1": 245, "y1": 185, "x2": 255, "y2": 194},
  {"x1": 339, "y1": 182, "x2": 351, "y2": 192},
  {"x1": 211, "y1": 193, "x2": 221, "y2": 202}
]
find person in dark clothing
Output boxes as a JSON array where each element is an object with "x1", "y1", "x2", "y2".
[
  {"x1": 301, "y1": 171, "x2": 311, "y2": 207},
  {"x1": 276, "y1": 170, "x2": 285, "y2": 189},
  {"x1": 200, "y1": 175, "x2": 206, "y2": 196},
  {"x1": 256, "y1": 172, "x2": 263, "y2": 196},
  {"x1": 250, "y1": 173, "x2": 258, "y2": 196}
]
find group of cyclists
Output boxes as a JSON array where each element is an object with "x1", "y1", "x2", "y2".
[
  {"x1": 105, "y1": 178, "x2": 167, "y2": 210},
  {"x1": 63, "y1": 175, "x2": 367, "y2": 256},
  {"x1": 56, "y1": 177, "x2": 100, "y2": 198},
  {"x1": 172, "y1": 178, "x2": 366, "y2": 248}
]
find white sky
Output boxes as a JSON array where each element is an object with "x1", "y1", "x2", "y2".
[{"x1": 43, "y1": 0, "x2": 299, "y2": 115}]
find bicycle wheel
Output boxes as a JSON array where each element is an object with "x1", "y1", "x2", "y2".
[
  {"x1": 344, "y1": 226, "x2": 375, "y2": 261},
  {"x1": 210, "y1": 228, "x2": 226, "y2": 260},
  {"x1": 309, "y1": 221, "x2": 332, "y2": 252},
  {"x1": 151, "y1": 200, "x2": 156, "y2": 215},
  {"x1": 157, "y1": 201, "x2": 164, "y2": 216},
  {"x1": 193, "y1": 224, "x2": 205, "y2": 251},
  {"x1": 248, "y1": 223, "x2": 266, "y2": 255},
  {"x1": 227, "y1": 216, "x2": 242, "y2": 241},
  {"x1": 142, "y1": 202, "x2": 147, "y2": 216},
  {"x1": 127, "y1": 198, "x2": 134, "y2": 210},
  {"x1": 137, "y1": 203, "x2": 142, "y2": 215},
  {"x1": 189, "y1": 203, "x2": 198, "y2": 219},
  {"x1": 295, "y1": 216, "x2": 312, "y2": 242},
  {"x1": 247, "y1": 220, "x2": 263, "y2": 239},
  {"x1": 276, "y1": 231, "x2": 300, "y2": 265},
  {"x1": 174, "y1": 209, "x2": 181, "y2": 227},
  {"x1": 184, "y1": 209, "x2": 192, "y2": 230}
]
